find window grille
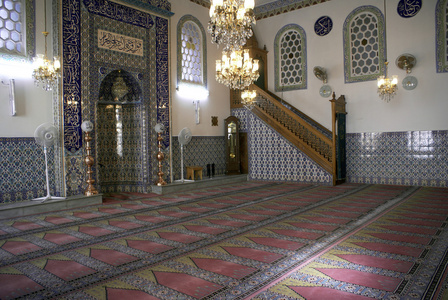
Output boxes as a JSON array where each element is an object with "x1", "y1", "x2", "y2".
[
  {"x1": 343, "y1": 6, "x2": 385, "y2": 83},
  {"x1": 177, "y1": 15, "x2": 207, "y2": 87},
  {"x1": 274, "y1": 24, "x2": 307, "y2": 91}
]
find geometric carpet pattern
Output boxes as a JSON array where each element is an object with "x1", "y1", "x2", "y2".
[{"x1": 0, "y1": 181, "x2": 447, "y2": 299}]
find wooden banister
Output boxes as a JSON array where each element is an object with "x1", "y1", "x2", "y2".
[{"x1": 249, "y1": 85, "x2": 346, "y2": 184}]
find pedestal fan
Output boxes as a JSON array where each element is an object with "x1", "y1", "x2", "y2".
[
  {"x1": 176, "y1": 127, "x2": 193, "y2": 183},
  {"x1": 32, "y1": 123, "x2": 65, "y2": 202}
]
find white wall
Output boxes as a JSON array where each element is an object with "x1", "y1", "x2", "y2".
[
  {"x1": 3, "y1": 0, "x2": 447, "y2": 138},
  {"x1": 170, "y1": 0, "x2": 230, "y2": 137},
  {"x1": 0, "y1": 3, "x2": 54, "y2": 137},
  {"x1": 253, "y1": 0, "x2": 448, "y2": 133}
]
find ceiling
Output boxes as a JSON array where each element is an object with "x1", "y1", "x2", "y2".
[{"x1": 192, "y1": 0, "x2": 328, "y2": 19}]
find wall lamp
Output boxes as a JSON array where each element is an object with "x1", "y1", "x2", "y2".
[
  {"x1": 313, "y1": 66, "x2": 332, "y2": 98},
  {"x1": 396, "y1": 53, "x2": 417, "y2": 90}
]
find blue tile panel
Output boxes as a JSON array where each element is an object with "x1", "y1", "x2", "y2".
[
  {"x1": 171, "y1": 136, "x2": 226, "y2": 181},
  {"x1": 346, "y1": 131, "x2": 448, "y2": 187},
  {"x1": 2, "y1": 130, "x2": 447, "y2": 203},
  {"x1": 0, "y1": 138, "x2": 57, "y2": 203},
  {"x1": 246, "y1": 112, "x2": 332, "y2": 184}
]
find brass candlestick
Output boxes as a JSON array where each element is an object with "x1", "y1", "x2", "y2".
[
  {"x1": 154, "y1": 123, "x2": 166, "y2": 186},
  {"x1": 82, "y1": 121, "x2": 98, "y2": 196},
  {"x1": 156, "y1": 131, "x2": 167, "y2": 186}
]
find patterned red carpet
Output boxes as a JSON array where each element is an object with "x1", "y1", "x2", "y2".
[{"x1": 0, "y1": 181, "x2": 447, "y2": 299}]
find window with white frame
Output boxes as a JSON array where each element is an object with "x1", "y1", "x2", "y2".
[
  {"x1": 343, "y1": 6, "x2": 385, "y2": 83},
  {"x1": 177, "y1": 15, "x2": 206, "y2": 87},
  {"x1": 274, "y1": 24, "x2": 307, "y2": 92}
]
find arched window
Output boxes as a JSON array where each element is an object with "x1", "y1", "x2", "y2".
[
  {"x1": 177, "y1": 15, "x2": 207, "y2": 88},
  {"x1": 274, "y1": 24, "x2": 307, "y2": 91},
  {"x1": 343, "y1": 6, "x2": 385, "y2": 83},
  {"x1": 436, "y1": 0, "x2": 448, "y2": 73},
  {"x1": 0, "y1": 0, "x2": 35, "y2": 60}
]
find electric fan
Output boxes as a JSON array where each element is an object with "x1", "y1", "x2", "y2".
[
  {"x1": 176, "y1": 127, "x2": 193, "y2": 183},
  {"x1": 33, "y1": 123, "x2": 66, "y2": 202}
]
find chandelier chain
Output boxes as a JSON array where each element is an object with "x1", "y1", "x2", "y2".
[{"x1": 32, "y1": 0, "x2": 61, "y2": 92}]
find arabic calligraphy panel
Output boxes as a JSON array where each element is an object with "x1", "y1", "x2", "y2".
[
  {"x1": 397, "y1": 0, "x2": 422, "y2": 18},
  {"x1": 314, "y1": 16, "x2": 333, "y2": 36}
]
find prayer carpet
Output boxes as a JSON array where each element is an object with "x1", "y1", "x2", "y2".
[{"x1": 0, "y1": 181, "x2": 447, "y2": 299}]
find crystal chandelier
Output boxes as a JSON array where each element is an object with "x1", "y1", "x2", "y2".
[
  {"x1": 215, "y1": 49, "x2": 259, "y2": 90},
  {"x1": 208, "y1": 0, "x2": 256, "y2": 52},
  {"x1": 32, "y1": 0, "x2": 60, "y2": 91},
  {"x1": 241, "y1": 89, "x2": 257, "y2": 109},
  {"x1": 377, "y1": 61, "x2": 398, "y2": 102}
]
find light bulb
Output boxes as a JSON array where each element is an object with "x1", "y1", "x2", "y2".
[{"x1": 245, "y1": 0, "x2": 255, "y2": 9}]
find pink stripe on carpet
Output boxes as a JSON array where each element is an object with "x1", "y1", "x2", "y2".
[
  {"x1": 106, "y1": 287, "x2": 160, "y2": 300},
  {"x1": 192, "y1": 257, "x2": 257, "y2": 279},
  {"x1": 134, "y1": 215, "x2": 167, "y2": 223},
  {"x1": 316, "y1": 268, "x2": 402, "y2": 292},
  {"x1": 270, "y1": 229, "x2": 323, "y2": 240},
  {"x1": 90, "y1": 249, "x2": 138, "y2": 266},
  {"x1": 287, "y1": 221, "x2": 338, "y2": 232},
  {"x1": 335, "y1": 254, "x2": 413, "y2": 273},
  {"x1": 222, "y1": 246, "x2": 283, "y2": 263},
  {"x1": 367, "y1": 232, "x2": 431, "y2": 245},
  {"x1": 248, "y1": 236, "x2": 305, "y2": 250},
  {"x1": 2, "y1": 241, "x2": 42, "y2": 255},
  {"x1": 379, "y1": 225, "x2": 438, "y2": 235},
  {"x1": 398, "y1": 213, "x2": 446, "y2": 221},
  {"x1": 387, "y1": 218, "x2": 444, "y2": 227},
  {"x1": 353, "y1": 242, "x2": 423, "y2": 257},
  {"x1": 44, "y1": 216, "x2": 73, "y2": 225},
  {"x1": 184, "y1": 225, "x2": 228, "y2": 235},
  {"x1": 154, "y1": 271, "x2": 222, "y2": 299},
  {"x1": 227, "y1": 213, "x2": 267, "y2": 221},
  {"x1": 304, "y1": 216, "x2": 350, "y2": 224},
  {"x1": 289, "y1": 286, "x2": 373, "y2": 299},
  {"x1": 44, "y1": 233, "x2": 81, "y2": 245},
  {"x1": 157, "y1": 231, "x2": 202, "y2": 243},
  {"x1": 206, "y1": 219, "x2": 249, "y2": 228},
  {"x1": 0, "y1": 274, "x2": 43, "y2": 299},
  {"x1": 44, "y1": 259, "x2": 96, "y2": 280},
  {"x1": 126, "y1": 240, "x2": 173, "y2": 254}
]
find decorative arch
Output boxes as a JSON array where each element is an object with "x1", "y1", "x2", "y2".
[{"x1": 343, "y1": 5, "x2": 385, "y2": 83}]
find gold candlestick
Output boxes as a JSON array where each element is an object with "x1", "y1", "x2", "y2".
[
  {"x1": 82, "y1": 121, "x2": 98, "y2": 196},
  {"x1": 156, "y1": 132, "x2": 166, "y2": 186},
  {"x1": 154, "y1": 123, "x2": 166, "y2": 186}
]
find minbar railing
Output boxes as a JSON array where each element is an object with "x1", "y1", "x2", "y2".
[{"x1": 248, "y1": 85, "x2": 346, "y2": 185}]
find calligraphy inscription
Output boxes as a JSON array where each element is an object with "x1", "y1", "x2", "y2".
[{"x1": 98, "y1": 30, "x2": 143, "y2": 56}]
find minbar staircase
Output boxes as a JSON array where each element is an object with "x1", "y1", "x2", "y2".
[{"x1": 248, "y1": 85, "x2": 347, "y2": 185}]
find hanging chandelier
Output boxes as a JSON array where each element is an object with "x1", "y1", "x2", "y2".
[
  {"x1": 241, "y1": 89, "x2": 257, "y2": 109},
  {"x1": 215, "y1": 49, "x2": 259, "y2": 90},
  {"x1": 208, "y1": 0, "x2": 256, "y2": 52},
  {"x1": 377, "y1": 61, "x2": 398, "y2": 102},
  {"x1": 32, "y1": 0, "x2": 60, "y2": 91}
]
